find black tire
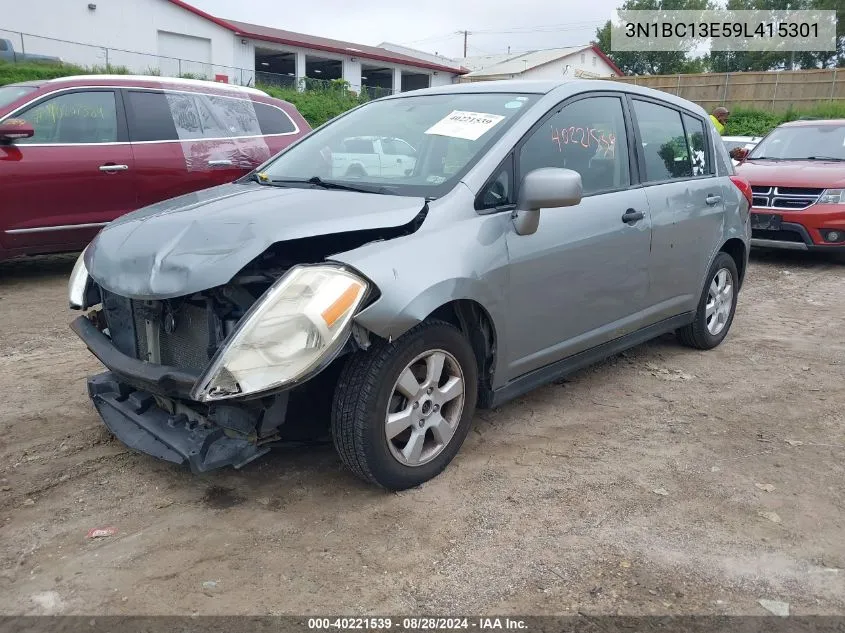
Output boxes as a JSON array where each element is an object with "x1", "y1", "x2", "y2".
[
  {"x1": 677, "y1": 251, "x2": 739, "y2": 350},
  {"x1": 331, "y1": 320, "x2": 478, "y2": 490}
]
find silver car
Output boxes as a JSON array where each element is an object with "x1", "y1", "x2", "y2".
[{"x1": 68, "y1": 80, "x2": 751, "y2": 490}]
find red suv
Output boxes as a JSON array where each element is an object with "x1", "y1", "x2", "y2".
[
  {"x1": 736, "y1": 119, "x2": 845, "y2": 252},
  {"x1": 0, "y1": 75, "x2": 310, "y2": 261}
]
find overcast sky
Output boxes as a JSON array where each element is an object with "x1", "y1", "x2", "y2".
[{"x1": 188, "y1": 0, "x2": 620, "y2": 59}]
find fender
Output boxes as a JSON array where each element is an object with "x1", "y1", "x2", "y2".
[{"x1": 331, "y1": 205, "x2": 514, "y2": 389}]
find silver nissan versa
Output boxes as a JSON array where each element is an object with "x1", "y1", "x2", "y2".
[{"x1": 68, "y1": 79, "x2": 751, "y2": 490}]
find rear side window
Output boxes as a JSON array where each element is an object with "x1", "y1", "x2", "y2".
[
  {"x1": 683, "y1": 113, "x2": 712, "y2": 176},
  {"x1": 126, "y1": 90, "x2": 178, "y2": 142},
  {"x1": 16, "y1": 90, "x2": 118, "y2": 144},
  {"x1": 633, "y1": 99, "x2": 692, "y2": 182},
  {"x1": 165, "y1": 92, "x2": 204, "y2": 140},
  {"x1": 255, "y1": 102, "x2": 296, "y2": 135},
  {"x1": 344, "y1": 138, "x2": 376, "y2": 153},
  {"x1": 205, "y1": 95, "x2": 261, "y2": 137}
]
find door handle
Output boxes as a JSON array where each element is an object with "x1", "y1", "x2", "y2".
[
  {"x1": 208, "y1": 159, "x2": 234, "y2": 167},
  {"x1": 621, "y1": 208, "x2": 645, "y2": 224},
  {"x1": 99, "y1": 164, "x2": 128, "y2": 172},
  {"x1": 705, "y1": 194, "x2": 722, "y2": 206}
]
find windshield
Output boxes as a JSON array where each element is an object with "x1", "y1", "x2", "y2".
[
  {"x1": 255, "y1": 92, "x2": 540, "y2": 197},
  {"x1": 0, "y1": 85, "x2": 37, "y2": 110},
  {"x1": 748, "y1": 124, "x2": 845, "y2": 160}
]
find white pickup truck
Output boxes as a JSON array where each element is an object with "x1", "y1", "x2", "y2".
[{"x1": 331, "y1": 136, "x2": 417, "y2": 179}]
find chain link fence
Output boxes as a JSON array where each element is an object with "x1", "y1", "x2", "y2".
[{"x1": 1, "y1": 29, "x2": 398, "y2": 96}]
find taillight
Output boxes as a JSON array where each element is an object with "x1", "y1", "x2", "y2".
[{"x1": 731, "y1": 175, "x2": 753, "y2": 208}]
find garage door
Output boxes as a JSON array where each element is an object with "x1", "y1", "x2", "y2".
[{"x1": 157, "y1": 31, "x2": 212, "y2": 78}]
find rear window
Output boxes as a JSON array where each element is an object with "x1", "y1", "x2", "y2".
[
  {"x1": 255, "y1": 102, "x2": 296, "y2": 135},
  {"x1": 126, "y1": 90, "x2": 179, "y2": 142},
  {"x1": 344, "y1": 138, "x2": 376, "y2": 153}
]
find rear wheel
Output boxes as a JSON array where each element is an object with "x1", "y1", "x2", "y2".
[
  {"x1": 345, "y1": 164, "x2": 367, "y2": 178},
  {"x1": 331, "y1": 320, "x2": 478, "y2": 490},
  {"x1": 677, "y1": 252, "x2": 739, "y2": 350}
]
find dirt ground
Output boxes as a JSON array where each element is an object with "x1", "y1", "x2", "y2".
[{"x1": 0, "y1": 250, "x2": 843, "y2": 617}]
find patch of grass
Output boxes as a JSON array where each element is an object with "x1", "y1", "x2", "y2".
[
  {"x1": 258, "y1": 80, "x2": 369, "y2": 128},
  {"x1": 726, "y1": 103, "x2": 845, "y2": 136},
  {"x1": 0, "y1": 60, "x2": 132, "y2": 85}
]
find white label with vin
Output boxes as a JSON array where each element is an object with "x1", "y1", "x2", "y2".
[{"x1": 424, "y1": 110, "x2": 506, "y2": 141}]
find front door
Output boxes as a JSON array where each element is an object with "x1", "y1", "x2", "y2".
[
  {"x1": 503, "y1": 93, "x2": 653, "y2": 379},
  {"x1": 0, "y1": 89, "x2": 136, "y2": 254}
]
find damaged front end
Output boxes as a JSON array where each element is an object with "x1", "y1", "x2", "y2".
[{"x1": 68, "y1": 242, "x2": 378, "y2": 473}]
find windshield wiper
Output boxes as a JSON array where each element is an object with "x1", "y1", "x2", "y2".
[
  {"x1": 805, "y1": 156, "x2": 845, "y2": 161},
  {"x1": 268, "y1": 176, "x2": 388, "y2": 194}
]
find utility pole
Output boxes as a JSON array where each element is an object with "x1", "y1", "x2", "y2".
[{"x1": 456, "y1": 30, "x2": 470, "y2": 57}]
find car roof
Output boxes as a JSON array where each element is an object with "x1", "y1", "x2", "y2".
[
  {"x1": 40, "y1": 74, "x2": 269, "y2": 97},
  {"x1": 378, "y1": 79, "x2": 709, "y2": 117},
  {"x1": 779, "y1": 118, "x2": 845, "y2": 128}
]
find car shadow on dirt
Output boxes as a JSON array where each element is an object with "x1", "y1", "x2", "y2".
[
  {"x1": 0, "y1": 253, "x2": 78, "y2": 284},
  {"x1": 749, "y1": 247, "x2": 844, "y2": 269}
]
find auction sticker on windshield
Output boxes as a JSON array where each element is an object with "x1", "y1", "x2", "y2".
[{"x1": 425, "y1": 110, "x2": 506, "y2": 141}]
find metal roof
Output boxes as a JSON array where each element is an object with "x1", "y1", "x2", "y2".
[
  {"x1": 458, "y1": 45, "x2": 623, "y2": 78},
  {"x1": 166, "y1": 0, "x2": 466, "y2": 75}
]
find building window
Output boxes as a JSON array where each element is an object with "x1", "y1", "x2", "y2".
[
  {"x1": 592, "y1": 56, "x2": 597, "y2": 66},
  {"x1": 580, "y1": 53, "x2": 585, "y2": 64}
]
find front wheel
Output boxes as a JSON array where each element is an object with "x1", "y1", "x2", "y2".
[
  {"x1": 676, "y1": 251, "x2": 739, "y2": 350},
  {"x1": 331, "y1": 320, "x2": 478, "y2": 490}
]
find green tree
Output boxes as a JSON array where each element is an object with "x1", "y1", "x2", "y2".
[
  {"x1": 709, "y1": 0, "x2": 843, "y2": 71},
  {"x1": 594, "y1": 0, "x2": 716, "y2": 75}
]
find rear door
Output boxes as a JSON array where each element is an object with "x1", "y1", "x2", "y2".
[
  {"x1": 629, "y1": 97, "x2": 723, "y2": 317},
  {"x1": 0, "y1": 88, "x2": 136, "y2": 254},
  {"x1": 124, "y1": 89, "x2": 279, "y2": 207},
  {"x1": 503, "y1": 92, "x2": 653, "y2": 378}
]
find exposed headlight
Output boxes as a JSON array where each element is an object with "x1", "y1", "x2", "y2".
[
  {"x1": 818, "y1": 189, "x2": 844, "y2": 204},
  {"x1": 68, "y1": 247, "x2": 90, "y2": 310},
  {"x1": 192, "y1": 265, "x2": 370, "y2": 402}
]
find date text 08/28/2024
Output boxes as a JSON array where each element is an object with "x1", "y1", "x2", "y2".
[{"x1": 307, "y1": 618, "x2": 528, "y2": 630}]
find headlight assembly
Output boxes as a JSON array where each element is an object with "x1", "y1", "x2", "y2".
[
  {"x1": 68, "y1": 247, "x2": 91, "y2": 310},
  {"x1": 192, "y1": 264, "x2": 370, "y2": 402},
  {"x1": 818, "y1": 189, "x2": 844, "y2": 205}
]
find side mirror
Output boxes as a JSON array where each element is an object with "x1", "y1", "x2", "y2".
[
  {"x1": 513, "y1": 167, "x2": 582, "y2": 236},
  {"x1": 0, "y1": 119, "x2": 34, "y2": 143}
]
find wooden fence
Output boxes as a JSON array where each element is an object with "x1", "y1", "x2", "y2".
[{"x1": 610, "y1": 68, "x2": 845, "y2": 112}]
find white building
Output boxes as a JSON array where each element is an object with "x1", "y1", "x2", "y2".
[
  {"x1": 456, "y1": 45, "x2": 622, "y2": 82},
  {"x1": 1, "y1": 0, "x2": 467, "y2": 93}
]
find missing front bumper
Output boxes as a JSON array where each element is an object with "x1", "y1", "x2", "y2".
[{"x1": 88, "y1": 372, "x2": 269, "y2": 473}]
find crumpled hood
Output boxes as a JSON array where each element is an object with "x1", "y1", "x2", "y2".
[
  {"x1": 736, "y1": 160, "x2": 845, "y2": 189},
  {"x1": 86, "y1": 182, "x2": 426, "y2": 299}
]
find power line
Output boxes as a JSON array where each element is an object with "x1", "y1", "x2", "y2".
[{"x1": 398, "y1": 32, "x2": 462, "y2": 46}]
